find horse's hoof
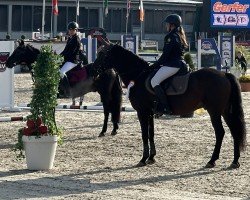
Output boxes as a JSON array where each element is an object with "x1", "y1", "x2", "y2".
[
  {"x1": 135, "y1": 162, "x2": 146, "y2": 167},
  {"x1": 98, "y1": 133, "x2": 105, "y2": 137},
  {"x1": 146, "y1": 158, "x2": 156, "y2": 165},
  {"x1": 229, "y1": 162, "x2": 240, "y2": 169},
  {"x1": 111, "y1": 131, "x2": 117, "y2": 136},
  {"x1": 205, "y1": 162, "x2": 216, "y2": 168}
]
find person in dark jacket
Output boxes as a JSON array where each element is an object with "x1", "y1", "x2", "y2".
[
  {"x1": 150, "y1": 14, "x2": 188, "y2": 116},
  {"x1": 60, "y1": 21, "x2": 81, "y2": 77},
  {"x1": 235, "y1": 51, "x2": 248, "y2": 74},
  {"x1": 59, "y1": 21, "x2": 82, "y2": 97}
]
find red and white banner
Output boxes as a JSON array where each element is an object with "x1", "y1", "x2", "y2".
[{"x1": 52, "y1": 0, "x2": 58, "y2": 15}]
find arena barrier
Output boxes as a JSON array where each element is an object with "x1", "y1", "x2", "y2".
[
  {"x1": 0, "y1": 41, "x2": 15, "y2": 110},
  {"x1": 0, "y1": 116, "x2": 27, "y2": 122},
  {"x1": 17, "y1": 103, "x2": 135, "y2": 112}
]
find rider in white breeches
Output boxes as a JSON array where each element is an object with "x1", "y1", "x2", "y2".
[{"x1": 150, "y1": 14, "x2": 188, "y2": 116}]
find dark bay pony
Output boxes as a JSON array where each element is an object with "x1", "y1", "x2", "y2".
[
  {"x1": 6, "y1": 41, "x2": 122, "y2": 137},
  {"x1": 93, "y1": 43, "x2": 247, "y2": 168}
]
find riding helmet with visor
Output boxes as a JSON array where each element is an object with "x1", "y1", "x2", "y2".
[
  {"x1": 67, "y1": 21, "x2": 79, "y2": 30},
  {"x1": 164, "y1": 14, "x2": 182, "y2": 27}
]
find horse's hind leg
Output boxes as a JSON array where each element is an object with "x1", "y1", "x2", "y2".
[
  {"x1": 206, "y1": 113, "x2": 225, "y2": 168},
  {"x1": 223, "y1": 111, "x2": 241, "y2": 168}
]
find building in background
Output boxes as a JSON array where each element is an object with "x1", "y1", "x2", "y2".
[{"x1": 0, "y1": 0, "x2": 202, "y2": 48}]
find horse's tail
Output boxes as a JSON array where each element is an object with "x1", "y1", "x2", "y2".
[
  {"x1": 225, "y1": 73, "x2": 247, "y2": 151},
  {"x1": 111, "y1": 74, "x2": 123, "y2": 123}
]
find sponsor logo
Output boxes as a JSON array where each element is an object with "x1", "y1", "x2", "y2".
[
  {"x1": 213, "y1": 2, "x2": 249, "y2": 13},
  {"x1": 201, "y1": 41, "x2": 212, "y2": 50},
  {"x1": 0, "y1": 52, "x2": 9, "y2": 72}
]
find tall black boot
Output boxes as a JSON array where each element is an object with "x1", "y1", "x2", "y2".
[
  {"x1": 153, "y1": 85, "x2": 172, "y2": 116},
  {"x1": 61, "y1": 75, "x2": 71, "y2": 97}
]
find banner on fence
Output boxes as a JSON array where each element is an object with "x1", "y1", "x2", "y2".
[
  {"x1": 218, "y1": 34, "x2": 235, "y2": 68},
  {"x1": 197, "y1": 38, "x2": 221, "y2": 70},
  {"x1": 0, "y1": 41, "x2": 14, "y2": 109},
  {"x1": 121, "y1": 35, "x2": 139, "y2": 54}
]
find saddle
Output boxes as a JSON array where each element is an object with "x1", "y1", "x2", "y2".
[
  {"x1": 66, "y1": 63, "x2": 88, "y2": 86},
  {"x1": 146, "y1": 71, "x2": 190, "y2": 96}
]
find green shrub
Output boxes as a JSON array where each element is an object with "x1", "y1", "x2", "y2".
[
  {"x1": 239, "y1": 74, "x2": 250, "y2": 83},
  {"x1": 13, "y1": 45, "x2": 64, "y2": 159},
  {"x1": 184, "y1": 52, "x2": 195, "y2": 71}
]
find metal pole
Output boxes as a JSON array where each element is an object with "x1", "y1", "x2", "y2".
[
  {"x1": 50, "y1": 0, "x2": 53, "y2": 38},
  {"x1": 42, "y1": 0, "x2": 45, "y2": 39},
  {"x1": 126, "y1": 18, "x2": 128, "y2": 35},
  {"x1": 102, "y1": 0, "x2": 104, "y2": 29},
  {"x1": 125, "y1": 0, "x2": 128, "y2": 34}
]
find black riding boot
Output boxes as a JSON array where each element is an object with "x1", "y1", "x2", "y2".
[
  {"x1": 61, "y1": 75, "x2": 71, "y2": 97},
  {"x1": 153, "y1": 85, "x2": 172, "y2": 116}
]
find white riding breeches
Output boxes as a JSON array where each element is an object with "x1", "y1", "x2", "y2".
[
  {"x1": 60, "y1": 62, "x2": 77, "y2": 77},
  {"x1": 151, "y1": 66, "x2": 180, "y2": 88}
]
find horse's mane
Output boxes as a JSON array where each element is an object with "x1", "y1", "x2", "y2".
[
  {"x1": 110, "y1": 44, "x2": 149, "y2": 70},
  {"x1": 26, "y1": 44, "x2": 40, "y2": 54}
]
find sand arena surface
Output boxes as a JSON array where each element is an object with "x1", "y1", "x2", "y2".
[{"x1": 0, "y1": 73, "x2": 249, "y2": 199}]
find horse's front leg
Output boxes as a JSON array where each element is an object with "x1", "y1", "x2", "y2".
[
  {"x1": 136, "y1": 111, "x2": 150, "y2": 167},
  {"x1": 146, "y1": 114, "x2": 156, "y2": 165},
  {"x1": 72, "y1": 98, "x2": 76, "y2": 106},
  {"x1": 79, "y1": 96, "x2": 84, "y2": 106},
  {"x1": 98, "y1": 97, "x2": 110, "y2": 137},
  {"x1": 98, "y1": 110, "x2": 109, "y2": 137}
]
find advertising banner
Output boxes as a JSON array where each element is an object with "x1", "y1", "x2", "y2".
[
  {"x1": 218, "y1": 35, "x2": 235, "y2": 68},
  {"x1": 121, "y1": 35, "x2": 139, "y2": 54},
  {"x1": 197, "y1": 38, "x2": 221, "y2": 70},
  {"x1": 211, "y1": 0, "x2": 250, "y2": 29}
]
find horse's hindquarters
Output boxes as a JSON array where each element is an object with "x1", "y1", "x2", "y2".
[{"x1": 70, "y1": 78, "x2": 95, "y2": 98}]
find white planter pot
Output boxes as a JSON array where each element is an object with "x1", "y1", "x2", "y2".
[{"x1": 22, "y1": 135, "x2": 58, "y2": 170}]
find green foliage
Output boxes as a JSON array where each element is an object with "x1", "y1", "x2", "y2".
[
  {"x1": 184, "y1": 52, "x2": 195, "y2": 71},
  {"x1": 30, "y1": 45, "x2": 63, "y2": 135},
  {"x1": 239, "y1": 74, "x2": 250, "y2": 83},
  {"x1": 13, "y1": 45, "x2": 64, "y2": 159}
]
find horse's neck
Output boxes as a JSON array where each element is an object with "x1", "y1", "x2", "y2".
[
  {"x1": 114, "y1": 54, "x2": 146, "y2": 87},
  {"x1": 27, "y1": 45, "x2": 40, "y2": 62}
]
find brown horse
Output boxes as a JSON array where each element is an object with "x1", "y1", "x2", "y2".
[{"x1": 93, "y1": 43, "x2": 247, "y2": 169}]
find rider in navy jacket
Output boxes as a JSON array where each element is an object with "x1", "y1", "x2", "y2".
[
  {"x1": 150, "y1": 14, "x2": 188, "y2": 117},
  {"x1": 153, "y1": 28, "x2": 185, "y2": 69}
]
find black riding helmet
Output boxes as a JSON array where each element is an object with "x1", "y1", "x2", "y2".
[
  {"x1": 67, "y1": 21, "x2": 79, "y2": 30},
  {"x1": 164, "y1": 14, "x2": 182, "y2": 27}
]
